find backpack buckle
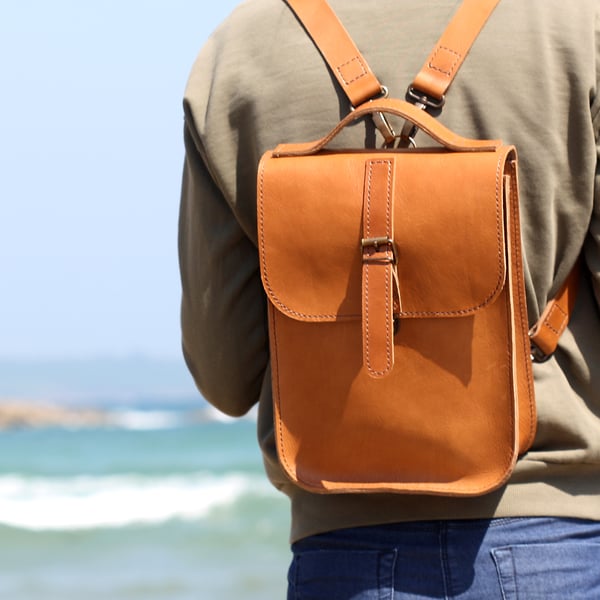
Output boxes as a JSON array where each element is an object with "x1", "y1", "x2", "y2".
[{"x1": 361, "y1": 236, "x2": 398, "y2": 264}]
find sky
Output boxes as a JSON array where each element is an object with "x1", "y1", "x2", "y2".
[{"x1": 0, "y1": 0, "x2": 242, "y2": 360}]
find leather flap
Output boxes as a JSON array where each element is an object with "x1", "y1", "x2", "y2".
[{"x1": 258, "y1": 147, "x2": 509, "y2": 322}]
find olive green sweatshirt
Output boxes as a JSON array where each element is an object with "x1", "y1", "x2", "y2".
[{"x1": 179, "y1": 0, "x2": 600, "y2": 543}]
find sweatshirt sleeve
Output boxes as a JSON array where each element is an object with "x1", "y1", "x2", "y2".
[
  {"x1": 178, "y1": 115, "x2": 269, "y2": 417},
  {"x1": 590, "y1": 151, "x2": 600, "y2": 307},
  {"x1": 589, "y1": 5, "x2": 600, "y2": 308}
]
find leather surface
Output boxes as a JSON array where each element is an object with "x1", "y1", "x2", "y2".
[{"x1": 258, "y1": 123, "x2": 535, "y2": 495}]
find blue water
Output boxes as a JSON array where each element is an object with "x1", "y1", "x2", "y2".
[{"x1": 0, "y1": 408, "x2": 290, "y2": 599}]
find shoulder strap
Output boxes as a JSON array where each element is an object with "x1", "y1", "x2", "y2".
[
  {"x1": 284, "y1": 0, "x2": 384, "y2": 107},
  {"x1": 284, "y1": 0, "x2": 500, "y2": 109},
  {"x1": 409, "y1": 0, "x2": 500, "y2": 106}
]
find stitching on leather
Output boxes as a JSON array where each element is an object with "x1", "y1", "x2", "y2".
[
  {"x1": 508, "y1": 160, "x2": 536, "y2": 447},
  {"x1": 384, "y1": 267, "x2": 391, "y2": 373},
  {"x1": 336, "y1": 55, "x2": 368, "y2": 85},
  {"x1": 383, "y1": 160, "x2": 393, "y2": 374},
  {"x1": 364, "y1": 160, "x2": 393, "y2": 377},
  {"x1": 500, "y1": 223, "x2": 518, "y2": 489},
  {"x1": 269, "y1": 306, "x2": 295, "y2": 480},
  {"x1": 364, "y1": 264, "x2": 372, "y2": 371},
  {"x1": 543, "y1": 303, "x2": 568, "y2": 335},
  {"x1": 427, "y1": 45, "x2": 462, "y2": 77},
  {"x1": 364, "y1": 162, "x2": 373, "y2": 373}
]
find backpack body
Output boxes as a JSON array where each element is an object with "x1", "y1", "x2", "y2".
[{"x1": 258, "y1": 98, "x2": 534, "y2": 494}]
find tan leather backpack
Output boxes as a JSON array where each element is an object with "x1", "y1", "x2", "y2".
[{"x1": 257, "y1": 0, "x2": 579, "y2": 495}]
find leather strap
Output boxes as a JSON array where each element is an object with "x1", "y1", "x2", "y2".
[
  {"x1": 284, "y1": 0, "x2": 384, "y2": 107},
  {"x1": 361, "y1": 159, "x2": 400, "y2": 378},
  {"x1": 529, "y1": 262, "x2": 581, "y2": 362},
  {"x1": 410, "y1": 0, "x2": 501, "y2": 103}
]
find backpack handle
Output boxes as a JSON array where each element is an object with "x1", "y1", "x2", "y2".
[{"x1": 273, "y1": 98, "x2": 502, "y2": 157}]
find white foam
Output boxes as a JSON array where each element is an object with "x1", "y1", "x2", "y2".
[
  {"x1": 0, "y1": 472, "x2": 270, "y2": 531},
  {"x1": 104, "y1": 406, "x2": 257, "y2": 430},
  {"x1": 108, "y1": 409, "x2": 185, "y2": 431}
]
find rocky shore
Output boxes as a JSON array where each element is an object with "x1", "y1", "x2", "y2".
[{"x1": 0, "y1": 402, "x2": 110, "y2": 429}]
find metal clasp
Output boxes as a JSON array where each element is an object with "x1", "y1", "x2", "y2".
[
  {"x1": 398, "y1": 86, "x2": 447, "y2": 148},
  {"x1": 361, "y1": 236, "x2": 398, "y2": 264},
  {"x1": 351, "y1": 86, "x2": 396, "y2": 146},
  {"x1": 530, "y1": 342, "x2": 552, "y2": 364},
  {"x1": 406, "y1": 86, "x2": 446, "y2": 110}
]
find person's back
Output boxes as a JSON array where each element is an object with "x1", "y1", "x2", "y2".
[{"x1": 179, "y1": 1, "x2": 600, "y2": 596}]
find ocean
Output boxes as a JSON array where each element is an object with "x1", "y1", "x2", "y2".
[{"x1": 0, "y1": 404, "x2": 291, "y2": 599}]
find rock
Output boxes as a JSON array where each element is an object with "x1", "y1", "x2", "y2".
[{"x1": 0, "y1": 401, "x2": 109, "y2": 429}]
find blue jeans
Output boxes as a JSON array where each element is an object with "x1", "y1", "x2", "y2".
[{"x1": 288, "y1": 517, "x2": 600, "y2": 599}]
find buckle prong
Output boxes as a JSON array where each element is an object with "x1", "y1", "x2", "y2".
[{"x1": 361, "y1": 236, "x2": 398, "y2": 264}]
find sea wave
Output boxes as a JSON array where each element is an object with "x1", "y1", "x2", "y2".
[
  {"x1": 107, "y1": 406, "x2": 258, "y2": 430},
  {"x1": 0, "y1": 472, "x2": 272, "y2": 531},
  {"x1": 108, "y1": 409, "x2": 189, "y2": 430}
]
